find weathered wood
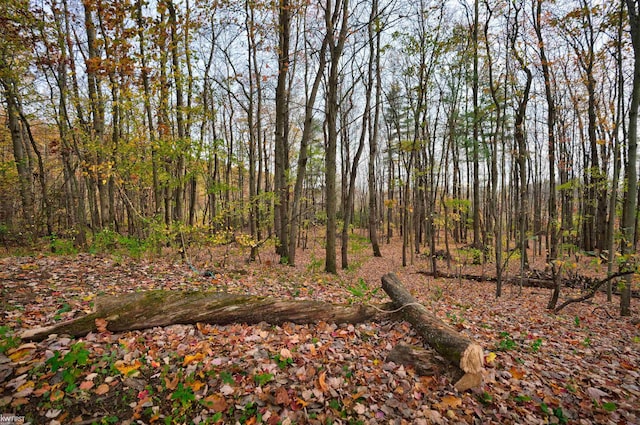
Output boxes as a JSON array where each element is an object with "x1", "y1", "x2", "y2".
[
  {"x1": 418, "y1": 269, "x2": 640, "y2": 298},
  {"x1": 553, "y1": 270, "x2": 635, "y2": 312},
  {"x1": 381, "y1": 272, "x2": 484, "y2": 390},
  {"x1": 21, "y1": 291, "x2": 387, "y2": 342},
  {"x1": 386, "y1": 343, "x2": 441, "y2": 376}
]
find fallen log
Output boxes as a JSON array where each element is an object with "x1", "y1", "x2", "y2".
[
  {"x1": 381, "y1": 272, "x2": 484, "y2": 391},
  {"x1": 418, "y1": 270, "x2": 640, "y2": 297},
  {"x1": 553, "y1": 270, "x2": 635, "y2": 313},
  {"x1": 21, "y1": 290, "x2": 386, "y2": 342}
]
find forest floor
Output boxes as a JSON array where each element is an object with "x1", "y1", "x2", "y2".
[{"x1": 0, "y1": 233, "x2": 639, "y2": 425}]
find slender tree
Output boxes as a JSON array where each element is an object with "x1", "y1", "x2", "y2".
[{"x1": 620, "y1": 0, "x2": 639, "y2": 316}]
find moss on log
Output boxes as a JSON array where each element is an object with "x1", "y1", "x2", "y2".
[{"x1": 21, "y1": 291, "x2": 386, "y2": 342}]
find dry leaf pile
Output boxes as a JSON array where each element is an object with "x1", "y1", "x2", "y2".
[{"x1": 0, "y1": 242, "x2": 638, "y2": 424}]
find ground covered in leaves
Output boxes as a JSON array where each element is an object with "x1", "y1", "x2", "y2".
[{"x1": 1, "y1": 237, "x2": 639, "y2": 424}]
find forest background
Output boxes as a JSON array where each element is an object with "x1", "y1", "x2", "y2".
[{"x1": 1, "y1": 0, "x2": 639, "y2": 316}]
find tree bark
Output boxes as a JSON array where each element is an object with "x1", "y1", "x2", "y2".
[
  {"x1": 381, "y1": 272, "x2": 484, "y2": 389},
  {"x1": 21, "y1": 291, "x2": 386, "y2": 342},
  {"x1": 622, "y1": 0, "x2": 640, "y2": 316}
]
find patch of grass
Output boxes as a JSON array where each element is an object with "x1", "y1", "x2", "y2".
[
  {"x1": 446, "y1": 312, "x2": 465, "y2": 325},
  {"x1": 530, "y1": 338, "x2": 543, "y2": 353},
  {"x1": 431, "y1": 285, "x2": 443, "y2": 301},
  {"x1": 496, "y1": 331, "x2": 517, "y2": 351},
  {"x1": 346, "y1": 278, "x2": 379, "y2": 304},
  {"x1": 272, "y1": 353, "x2": 293, "y2": 369},
  {"x1": 0, "y1": 326, "x2": 20, "y2": 354},
  {"x1": 170, "y1": 382, "x2": 196, "y2": 407},
  {"x1": 307, "y1": 253, "x2": 324, "y2": 273},
  {"x1": 514, "y1": 394, "x2": 532, "y2": 403},
  {"x1": 253, "y1": 372, "x2": 273, "y2": 386},
  {"x1": 478, "y1": 391, "x2": 493, "y2": 405},
  {"x1": 49, "y1": 233, "x2": 78, "y2": 255}
]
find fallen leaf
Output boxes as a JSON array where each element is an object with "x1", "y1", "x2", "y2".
[
  {"x1": 275, "y1": 386, "x2": 290, "y2": 405},
  {"x1": 11, "y1": 397, "x2": 28, "y2": 407},
  {"x1": 164, "y1": 374, "x2": 179, "y2": 390},
  {"x1": 317, "y1": 371, "x2": 328, "y2": 393},
  {"x1": 220, "y1": 384, "x2": 234, "y2": 396},
  {"x1": 435, "y1": 394, "x2": 462, "y2": 410},
  {"x1": 203, "y1": 394, "x2": 228, "y2": 412},
  {"x1": 509, "y1": 367, "x2": 525, "y2": 380},
  {"x1": 45, "y1": 409, "x2": 62, "y2": 418},
  {"x1": 95, "y1": 384, "x2": 110, "y2": 395},
  {"x1": 115, "y1": 359, "x2": 142, "y2": 377},
  {"x1": 188, "y1": 380, "x2": 205, "y2": 391},
  {"x1": 95, "y1": 318, "x2": 108, "y2": 333},
  {"x1": 183, "y1": 353, "x2": 204, "y2": 366},
  {"x1": 50, "y1": 389, "x2": 65, "y2": 402},
  {"x1": 79, "y1": 380, "x2": 94, "y2": 391},
  {"x1": 280, "y1": 348, "x2": 293, "y2": 359},
  {"x1": 587, "y1": 387, "x2": 608, "y2": 401}
]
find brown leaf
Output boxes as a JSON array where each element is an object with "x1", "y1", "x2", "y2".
[
  {"x1": 435, "y1": 394, "x2": 462, "y2": 411},
  {"x1": 79, "y1": 380, "x2": 94, "y2": 391},
  {"x1": 95, "y1": 318, "x2": 109, "y2": 333},
  {"x1": 275, "y1": 386, "x2": 291, "y2": 405},
  {"x1": 164, "y1": 374, "x2": 179, "y2": 391},
  {"x1": 50, "y1": 389, "x2": 65, "y2": 401},
  {"x1": 95, "y1": 384, "x2": 110, "y2": 395},
  {"x1": 203, "y1": 394, "x2": 228, "y2": 412},
  {"x1": 317, "y1": 371, "x2": 328, "y2": 393},
  {"x1": 509, "y1": 367, "x2": 525, "y2": 380}
]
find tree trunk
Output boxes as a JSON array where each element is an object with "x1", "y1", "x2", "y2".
[
  {"x1": 381, "y1": 272, "x2": 484, "y2": 389},
  {"x1": 368, "y1": 0, "x2": 382, "y2": 258},
  {"x1": 288, "y1": 22, "x2": 328, "y2": 266},
  {"x1": 2, "y1": 80, "x2": 34, "y2": 226},
  {"x1": 621, "y1": 0, "x2": 640, "y2": 316},
  {"x1": 21, "y1": 291, "x2": 387, "y2": 342},
  {"x1": 325, "y1": 0, "x2": 349, "y2": 274},
  {"x1": 274, "y1": 0, "x2": 291, "y2": 263}
]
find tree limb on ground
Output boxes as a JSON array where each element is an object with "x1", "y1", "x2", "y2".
[
  {"x1": 553, "y1": 270, "x2": 635, "y2": 313},
  {"x1": 418, "y1": 270, "x2": 640, "y2": 297},
  {"x1": 21, "y1": 291, "x2": 388, "y2": 342},
  {"x1": 381, "y1": 272, "x2": 485, "y2": 391}
]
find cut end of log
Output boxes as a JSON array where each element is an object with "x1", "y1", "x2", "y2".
[
  {"x1": 454, "y1": 372, "x2": 483, "y2": 392},
  {"x1": 459, "y1": 343, "x2": 484, "y2": 375}
]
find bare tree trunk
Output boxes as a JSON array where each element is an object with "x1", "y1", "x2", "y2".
[
  {"x1": 274, "y1": 0, "x2": 291, "y2": 263},
  {"x1": 288, "y1": 13, "x2": 328, "y2": 266},
  {"x1": 607, "y1": 3, "x2": 625, "y2": 301},
  {"x1": 368, "y1": 0, "x2": 382, "y2": 258},
  {"x1": 167, "y1": 0, "x2": 186, "y2": 223},
  {"x1": 325, "y1": 0, "x2": 349, "y2": 274},
  {"x1": 620, "y1": 0, "x2": 640, "y2": 316},
  {"x1": 510, "y1": 2, "x2": 532, "y2": 287},
  {"x1": 534, "y1": 0, "x2": 561, "y2": 309},
  {"x1": 1, "y1": 80, "x2": 34, "y2": 227}
]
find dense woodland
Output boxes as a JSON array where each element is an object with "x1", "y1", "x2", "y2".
[{"x1": 1, "y1": 0, "x2": 639, "y2": 313}]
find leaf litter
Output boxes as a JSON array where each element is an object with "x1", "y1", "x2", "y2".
[{"x1": 0, "y1": 244, "x2": 638, "y2": 424}]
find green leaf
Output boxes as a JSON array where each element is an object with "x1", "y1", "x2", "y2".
[
  {"x1": 540, "y1": 402, "x2": 550, "y2": 414},
  {"x1": 602, "y1": 402, "x2": 617, "y2": 412}
]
